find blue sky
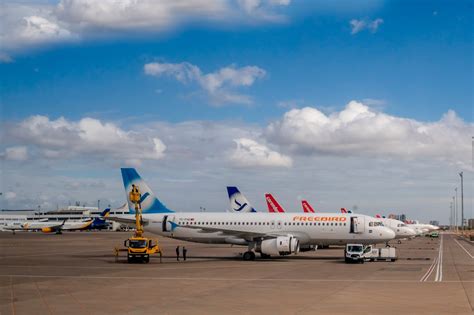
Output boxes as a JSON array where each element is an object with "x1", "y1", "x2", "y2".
[{"x1": 0, "y1": 0, "x2": 472, "y2": 224}]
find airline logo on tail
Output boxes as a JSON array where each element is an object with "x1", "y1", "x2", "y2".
[
  {"x1": 121, "y1": 168, "x2": 174, "y2": 214},
  {"x1": 265, "y1": 193, "x2": 285, "y2": 213},
  {"x1": 301, "y1": 200, "x2": 316, "y2": 213},
  {"x1": 341, "y1": 208, "x2": 352, "y2": 214},
  {"x1": 227, "y1": 187, "x2": 257, "y2": 213}
]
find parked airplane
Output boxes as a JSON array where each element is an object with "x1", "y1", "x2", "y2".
[
  {"x1": 374, "y1": 215, "x2": 416, "y2": 239},
  {"x1": 340, "y1": 208, "x2": 352, "y2": 214},
  {"x1": 109, "y1": 168, "x2": 396, "y2": 260},
  {"x1": 301, "y1": 200, "x2": 316, "y2": 213}
]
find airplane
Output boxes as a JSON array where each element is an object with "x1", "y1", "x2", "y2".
[
  {"x1": 404, "y1": 220, "x2": 439, "y2": 235},
  {"x1": 109, "y1": 168, "x2": 396, "y2": 260},
  {"x1": 301, "y1": 200, "x2": 316, "y2": 213},
  {"x1": 374, "y1": 215, "x2": 416, "y2": 240},
  {"x1": 88, "y1": 208, "x2": 111, "y2": 229}
]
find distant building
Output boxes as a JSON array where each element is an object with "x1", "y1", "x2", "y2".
[
  {"x1": 430, "y1": 220, "x2": 439, "y2": 226},
  {"x1": 469, "y1": 219, "x2": 474, "y2": 229}
]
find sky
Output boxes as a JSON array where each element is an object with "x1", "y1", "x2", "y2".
[{"x1": 0, "y1": 0, "x2": 472, "y2": 224}]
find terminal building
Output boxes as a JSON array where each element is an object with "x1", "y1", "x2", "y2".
[{"x1": 0, "y1": 205, "x2": 130, "y2": 231}]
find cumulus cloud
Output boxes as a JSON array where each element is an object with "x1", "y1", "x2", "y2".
[
  {"x1": 350, "y1": 18, "x2": 383, "y2": 34},
  {"x1": 229, "y1": 138, "x2": 292, "y2": 168},
  {"x1": 1, "y1": 146, "x2": 28, "y2": 161},
  {"x1": 1, "y1": 0, "x2": 292, "y2": 53},
  {"x1": 266, "y1": 101, "x2": 472, "y2": 166},
  {"x1": 8, "y1": 115, "x2": 166, "y2": 163},
  {"x1": 144, "y1": 61, "x2": 266, "y2": 105}
]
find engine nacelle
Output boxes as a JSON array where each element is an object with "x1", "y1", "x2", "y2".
[
  {"x1": 258, "y1": 235, "x2": 299, "y2": 256},
  {"x1": 41, "y1": 227, "x2": 53, "y2": 233}
]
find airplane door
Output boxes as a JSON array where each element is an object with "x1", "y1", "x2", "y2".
[{"x1": 350, "y1": 216, "x2": 365, "y2": 234}]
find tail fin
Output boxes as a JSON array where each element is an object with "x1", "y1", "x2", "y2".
[
  {"x1": 265, "y1": 193, "x2": 285, "y2": 213},
  {"x1": 100, "y1": 208, "x2": 111, "y2": 218},
  {"x1": 375, "y1": 214, "x2": 381, "y2": 218},
  {"x1": 121, "y1": 168, "x2": 174, "y2": 214},
  {"x1": 341, "y1": 208, "x2": 347, "y2": 213},
  {"x1": 301, "y1": 200, "x2": 315, "y2": 213},
  {"x1": 227, "y1": 187, "x2": 257, "y2": 213}
]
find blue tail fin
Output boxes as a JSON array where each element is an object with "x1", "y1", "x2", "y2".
[
  {"x1": 226, "y1": 186, "x2": 257, "y2": 213},
  {"x1": 100, "y1": 208, "x2": 111, "y2": 218},
  {"x1": 121, "y1": 168, "x2": 174, "y2": 214}
]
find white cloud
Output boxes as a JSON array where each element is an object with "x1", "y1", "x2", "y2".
[
  {"x1": 265, "y1": 101, "x2": 473, "y2": 167},
  {"x1": 4, "y1": 192, "x2": 17, "y2": 200},
  {"x1": 144, "y1": 61, "x2": 266, "y2": 105},
  {"x1": 229, "y1": 138, "x2": 292, "y2": 168},
  {"x1": 2, "y1": 146, "x2": 28, "y2": 161},
  {"x1": 350, "y1": 18, "x2": 383, "y2": 34},
  {"x1": 1, "y1": 0, "x2": 292, "y2": 53},
  {"x1": 9, "y1": 115, "x2": 166, "y2": 163}
]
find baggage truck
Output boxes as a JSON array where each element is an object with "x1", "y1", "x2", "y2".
[{"x1": 345, "y1": 244, "x2": 397, "y2": 263}]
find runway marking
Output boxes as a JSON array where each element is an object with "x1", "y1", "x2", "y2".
[
  {"x1": 32, "y1": 276, "x2": 53, "y2": 315},
  {"x1": 1, "y1": 274, "x2": 473, "y2": 283},
  {"x1": 420, "y1": 256, "x2": 437, "y2": 282},
  {"x1": 434, "y1": 235, "x2": 443, "y2": 282},
  {"x1": 453, "y1": 237, "x2": 474, "y2": 259},
  {"x1": 420, "y1": 235, "x2": 443, "y2": 282}
]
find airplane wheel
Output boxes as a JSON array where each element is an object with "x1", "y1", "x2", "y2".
[{"x1": 243, "y1": 251, "x2": 255, "y2": 261}]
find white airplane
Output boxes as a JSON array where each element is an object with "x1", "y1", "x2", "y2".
[
  {"x1": 374, "y1": 215, "x2": 416, "y2": 239},
  {"x1": 404, "y1": 220, "x2": 439, "y2": 235},
  {"x1": 21, "y1": 218, "x2": 94, "y2": 233},
  {"x1": 109, "y1": 168, "x2": 396, "y2": 260}
]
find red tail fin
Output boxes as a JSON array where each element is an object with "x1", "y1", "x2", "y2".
[
  {"x1": 301, "y1": 200, "x2": 315, "y2": 213},
  {"x1": 375, "y1": 214, "x2": 381, "y2": 218},
  {"x1": 265, "y1": 193, "x2": 285, "y2": 213},
  {"x1": 341, "y1": 208, "x2": 347, "y2": 213}
]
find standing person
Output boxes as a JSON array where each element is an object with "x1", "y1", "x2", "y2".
[
  {"x1": 176, "y1": 245, "x2": 180, "y2": 261},
  {"x1": 182, "y1": 246, "x2": 187, "y2": 261}
]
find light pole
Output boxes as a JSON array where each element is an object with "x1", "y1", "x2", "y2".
[
  {"x1": 459, "y1": 172, "x2": 464, "y2": 231},
  {"x1": 453, "y1": 196, "x2": 456, "y2": 232},
  {"x1": 450, "y1": 201, "x2": 453, "y2": 231},
  {"x1": 455, "y1": 187, "x2": 458, "y2": 230}
]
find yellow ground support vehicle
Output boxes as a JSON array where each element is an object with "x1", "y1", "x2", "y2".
[
  {"x1": 124, "y1": 237, "x2": 160, "y2": 263},
  {"x1": 115, "y1": 184, "x2": 162, "y2": 263}
]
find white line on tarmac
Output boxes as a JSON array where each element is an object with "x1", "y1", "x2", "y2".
[
  {"x1": 453, "y1": 237, "x2": 474, "y2": 259},
  {"x1": 1, "y1": 274, "x2": 473, "y2": 283},
  {"x1": 435, "y1": 235, "x2": 443, "y2": 282},
  {"x1": 420, "y1": 256, "x2": 437, "y2": 282}
]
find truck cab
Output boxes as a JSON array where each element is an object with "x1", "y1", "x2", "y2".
[
  {"x1": 125, "y1": 237, "x2": 160, "y2": 263},
  {"x1": 345, "y1": 244, "x2": 367, "y2": 263}
]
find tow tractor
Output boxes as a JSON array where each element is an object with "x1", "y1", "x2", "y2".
[
  {"x1": 345, "y1": 244, "x2": 397, "y2": 263},
  {"x1": 115, "y1": 184, "x2": 162, "y2": 263}
]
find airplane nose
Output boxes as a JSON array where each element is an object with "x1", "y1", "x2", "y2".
[{"x1": 385, "y1": 228, "x2": 396, "y2": 240}]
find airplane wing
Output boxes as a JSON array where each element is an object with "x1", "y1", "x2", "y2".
[
  {"x1": 107, "y1": 216, "x2": 148, "y2": 226},
  {"x1": 181, "y1": 224, "x2": 292, "y2": 241}
]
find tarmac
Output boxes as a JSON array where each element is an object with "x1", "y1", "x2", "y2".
[{"x1": 0, "y1": 231, "x2": 472, "y2": 315}]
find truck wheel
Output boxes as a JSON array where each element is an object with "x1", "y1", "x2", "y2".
[
  {"x1": 127, "y1": 257, "x2": 132, "y2": 263},
  {"x1": 145, "y1": 257, "x2": 150, "y2": 263},
  {"x1": 345, "y1": 258, "x2": 350, "y2": 263},
  {"x1": 360, "y1": 259, "x2": 365, "y2": 264}
]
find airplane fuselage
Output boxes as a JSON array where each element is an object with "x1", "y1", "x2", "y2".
[{"x1": 119, "y1": 212, "x2": 395, "y2": 246}]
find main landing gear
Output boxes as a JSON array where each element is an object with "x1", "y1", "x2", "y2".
[{"x1": 243, "y1": 251, "x2": 256, "y2": 261}]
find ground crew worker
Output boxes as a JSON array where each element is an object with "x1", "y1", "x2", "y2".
[
  {"x1": 176, "y1": 245, "x2": 180, "y2": 261},
  {"x1": 182, "y1": 246, "x2": 187, "y2": 261}
]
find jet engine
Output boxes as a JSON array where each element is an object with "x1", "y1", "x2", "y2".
[
  {"x1": 41, "y1": 227, "x2": 53, "y2": 233},
  {"x1": 257, "y1": 235, "x2": 299, "y2": 256}
]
